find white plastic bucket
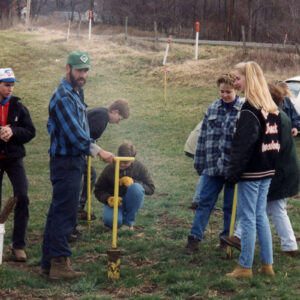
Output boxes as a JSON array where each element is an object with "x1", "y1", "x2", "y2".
[{"x1": 0, "y1": 224, "x2": 5, "y2": 264}]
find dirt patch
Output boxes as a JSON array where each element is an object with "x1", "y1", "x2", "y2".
[{"x1": 156, "y1": 211, "x2": 190, "y2": 229}]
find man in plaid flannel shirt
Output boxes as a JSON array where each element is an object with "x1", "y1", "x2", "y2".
[{"x1": 41, "y1": 51, "x2": 114, "y2": 280}]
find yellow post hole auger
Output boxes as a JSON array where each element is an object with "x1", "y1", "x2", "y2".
[
  {"x1": 226, "y1": 184, "x2": 238, "y2": 259},
  {"x1": 87, "y1": 156, "x2": 92, "y2": 234},
  {"x1": 107, "y1": 156, "x2": 135, "y2": 280}
]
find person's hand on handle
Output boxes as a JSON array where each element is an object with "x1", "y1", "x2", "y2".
[{"x1": 98, "y1": 148, "x2": 115, "y2": 163}]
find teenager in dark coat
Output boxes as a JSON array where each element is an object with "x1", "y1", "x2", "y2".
[{"x1": 0, "y1": 68, "x2": 35, "y2": 262}]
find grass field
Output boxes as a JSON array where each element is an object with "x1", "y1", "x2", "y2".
[{"x1": 0, "y1": 27, "x2": 300, "y2": 300}]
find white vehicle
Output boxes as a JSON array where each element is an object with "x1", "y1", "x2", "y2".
[{"x1": 285, "y1": 76, "x2": 300, "y2": 115}]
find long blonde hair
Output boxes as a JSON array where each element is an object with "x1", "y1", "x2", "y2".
[{"x1": 235, "y1": 61, "x2": 278, "y2": 113}]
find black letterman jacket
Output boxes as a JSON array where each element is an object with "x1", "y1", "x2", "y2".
[{"x1": 226, "y1": 100, "x2": 281, "y2": 185}]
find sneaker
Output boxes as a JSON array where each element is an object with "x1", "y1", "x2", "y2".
[
  {"x1": 183, "y1": 235, "x2": 200, "y2": 255},
  {"x1": 12, "y1": 248, "x2": 27, "y2": 262},
  {"x1": 68, "y1": 228, "x2": 82, "y2": 243},
  {"x1": 119, "y1": 224, "x2": 134, "y2": 231},
  {"x1": 220, "y1": 236, "x2": 241, "y2": 251},
  {"x1": 78, "y1": 209, "x2": 96, "y2": 221}
]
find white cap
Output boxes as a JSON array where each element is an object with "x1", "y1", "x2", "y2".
[{"x1": 0, "y1": 68, "x2": 19, "y2": 83}]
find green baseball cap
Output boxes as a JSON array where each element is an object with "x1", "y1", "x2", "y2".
[{"x1": 66, "y1": 51, "x2": 91, "y2": 69}]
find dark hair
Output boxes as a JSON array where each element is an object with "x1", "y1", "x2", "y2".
[
  {"x1": 117, "y1": 142, "x2": 136, "y2": 157},
  {"x1": 108, "y1": 99, "x2": 130, "y2": 119},
  {"x1": 216, "y1": 72, "x2": 236, "y2": 88},
  {"x1": 268, "y1": 83, "x2": 285, "y2": 106}
]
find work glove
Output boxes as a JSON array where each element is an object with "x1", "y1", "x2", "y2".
[
  {"x1": 107, "y1": 196, "x2": 122, "y2": 208},
  {"x1": 119, "y1": 176, "x2": 134, "y2": 187}
]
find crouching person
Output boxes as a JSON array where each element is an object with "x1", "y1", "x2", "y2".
[{"x1": 94, "y1": 142, "x2": 155, "y2": 230}]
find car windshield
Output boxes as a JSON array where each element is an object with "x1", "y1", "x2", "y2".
[{"x1": 286, "y1": 81, "x2": 300, "y2": 98}]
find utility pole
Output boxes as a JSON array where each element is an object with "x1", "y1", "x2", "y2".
[
  {"x1": 227, "y1": 0, "x2": 233, "y2": 41},
  {"x1": 26, "y1": 0, "x2": 31, "y2": 28}
]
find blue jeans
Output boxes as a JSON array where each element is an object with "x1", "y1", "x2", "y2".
[
  {"x1": 41, "y1": 156, "x2": 85, "y2": 269},
  {"x1": 190, "y1": 174, "x2": 234, "y2": 240},
  {"x1": 103, "y1": 183, "x2": 145, "y2": 228},
  {"x1": 192, "y1": 176, "x2": 204, "y2": 204},
  {"x1": 237, "y1": 179, "x2": 273, "y2": 268}
]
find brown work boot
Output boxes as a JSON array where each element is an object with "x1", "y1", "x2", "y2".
[
  {"x1": 183, "y1": 236, "x2": 200, "y2": 255},
  {"x1": 49, "y1": 256, "x2": 85, "y2": 280},
  {"x1": 12, "y1": 249, "x2": 27, "y2": 262},
  {"x1": 226, "y1": 264, "x2": 253, "y2": 278},
  {"x1": 219, "y1": 239, "x2": 228, "y2": 252},
  {"x1": 40, "y1": 267, "x2": 50, "y2": 276},
  {"x1": 280, "y1": 250, "x2": 299, "y2": 257},
  {"x1": 258, "y1": 263, "x2": 275, "y2": 276},
  {"x1": 220, "y1": 236, "x2": 241, "y2": 251}
]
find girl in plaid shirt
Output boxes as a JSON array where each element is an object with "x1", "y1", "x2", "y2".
[{"x1": 184, "y1": 73, "x2": 243, "y2": 254}]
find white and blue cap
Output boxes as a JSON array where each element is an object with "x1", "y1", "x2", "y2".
[{"x1": 0, "y1": 68, "x2": 19, "y2": 83}]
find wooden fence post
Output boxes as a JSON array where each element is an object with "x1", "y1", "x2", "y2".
[
  {"x1": 241, "y1": 25, "x2": 247, "y2": 55},
  {"x1": 125, "y1": 16, "x2": 128, "y2": 41},
  {"x1": 154, "y1": 21, "x2": 158, "y2": 49},
  {"x1": 26, "y1": 0, "x2": 31, "y2": 29}
]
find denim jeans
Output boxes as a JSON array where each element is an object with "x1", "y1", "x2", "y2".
[
  {"x1": 237, "y1": 179, "x2": 273, "y2": 268},
  {"x1": 192, "y1": 176, "x2": 204, "y2": 204},
  {"x1": 235, "y1": 198, "x2": 298, "y2": 252},
  {"x1": 0, "y1": 158, "x2": 29, "y2": 249},
  {"x1": 41, "y1": 155, "x2": 85, "y2": 269},
  {"x1": 236, "y1": 198, "x2": 298, "y2": 252},
  {"x1": 102, "y1": 183, "x2": 145, "y2": 228},
  {"x1": 190, "y1": 174, "x2": 234, "y2": 240}
]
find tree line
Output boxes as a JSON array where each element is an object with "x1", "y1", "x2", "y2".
[{"x1": 1, "y1": 0, "x2": 300, "y2": 44}]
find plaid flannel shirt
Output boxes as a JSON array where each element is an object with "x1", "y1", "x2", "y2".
[
  {"x1": 194, "y1": 97, "x2": 243, "y2": 176},
  {"x1": 47, "y1": 78, "x2": 92, "y2": 156}
]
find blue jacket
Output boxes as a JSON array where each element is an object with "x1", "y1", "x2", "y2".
[{"x1": 281, "y1": 97, "x2": 300, "y2": 130}]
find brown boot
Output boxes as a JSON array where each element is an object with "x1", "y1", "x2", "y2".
[
  {"x1": 258, "y1": 263, "x2": 275, "y2": 276},
  {"x1": 226, "y1": 264, "x2": 253, "y2": 278},
  {"x1": 12, "y1": 249, "x2": 27, "y2": 262},
  {"x1": 220, "y1": 236, "x2": 241, "y2": 251},
  {"x1": 49, "y1": 256, "x2": 85, "y2": 280}
]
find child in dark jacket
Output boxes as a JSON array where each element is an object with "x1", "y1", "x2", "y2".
[
  {"x1": 0, "y1": 68, "x2": 35, "y2": 262},
  {"x1": 94, "y1": 142, "x2": 155, "y2": 230}
]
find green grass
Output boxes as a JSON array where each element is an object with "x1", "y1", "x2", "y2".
[{"x1": 0, "y1": 29, "x2": 300, "y2": 299}]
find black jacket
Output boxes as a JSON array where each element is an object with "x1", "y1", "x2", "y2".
[
  {"x1": 0, "y1": 96, "x2": 35, "y2": 158},
  {"x1": 226, "y1": 101, "x2": 281, "y2": 184},
  {"x1": 267, "y1": 109, "x2": 299, "y2": 201},
  {"x1": 87, "y1": 107, "x2": 109, "y2": 140}
]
